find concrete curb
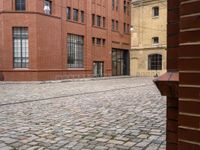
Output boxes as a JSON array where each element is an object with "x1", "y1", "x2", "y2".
[{"x1": 0, "y1": 76, "x2": 134, "y2": 85}]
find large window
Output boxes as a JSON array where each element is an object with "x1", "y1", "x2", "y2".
[
  {"x1": 148, "y1": 54, "x2": 162, "y2": 70},
  {"x1": 67, "y1": 34, "x2": 84, "y2": 68},
  {"x1": 13, "y1": 27, "x2": 29, "y2": 68},
  {"x1": 15, "y1": 0, "x2": 26, "y2": 11}
]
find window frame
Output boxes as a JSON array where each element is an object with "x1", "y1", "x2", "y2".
[
  {"x1": 15, "y1": 0, "x2": 26, "y2": 11},
  {"x1": 92, "y1": 14, "x2": 95, "y2": 26},
  {"x1": 66, "y1": 7, "x2": 71, "y2": 20},
  {"x1": 148, "y1": 54, "x2": 162, "y2": 70},
  {"x1": 67, "y1": 34, "x2": 84, "y2": 68},
  {"x1": 152, "y1": 37, "x2": 159, "y2": 45},
  {"x1": 13, "y1": 27, "x2": 29, "y2": 68},
  {"x1": 152, "y1": 6, "x2": 159, "y2": 17},
  {"x1": 96, "y1": 15, "x2": 101, "y2": 27},
  {"x1": 73, "y1": 9, "x2": 79, "y2": 22},
  {"x1": 103, "y1": 17, "x2": 106, "y2": 28},
  {"x1": 80, "y1": 11, "x2": 84, "y2": 23},
  {"x1": 116, "y1": 20, "x2": 119, "y2": 31},
  {"x1": 44, "y1": 0, "x2": 52, "y2": 15}
]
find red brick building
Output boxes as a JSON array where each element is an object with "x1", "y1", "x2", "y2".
[
  {"x1": 155, "y1": 0, "x2": 200, "y2": 149},
  {"x1": 0, "y1": 0, "x2": 131, "y2": 81}
]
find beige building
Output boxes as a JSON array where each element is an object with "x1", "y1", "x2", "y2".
[{"x1": 130, "y1": 0, "x2": 167, "y2": 77}]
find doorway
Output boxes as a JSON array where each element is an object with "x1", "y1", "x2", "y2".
[
  {"x1": 93, "y1": 61, "x2": 104, "y2": 77},
  {"x1": 112, "y1": 49, "x2": 130, "y2": 76}
]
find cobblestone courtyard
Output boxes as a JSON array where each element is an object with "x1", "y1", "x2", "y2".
[{"x1": 0, "y1": 77, "x2": 166, "y2": 150}]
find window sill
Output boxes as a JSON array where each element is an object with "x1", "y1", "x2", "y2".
[
  {"x1": 93, "y1": 44, "x2": 106, "y2": 47},
  {"x1": 66, "y1": 19, "x2": 85, "y2": 25},
  {"x1": 152, "y1": 16, "x2": 159, "y2": 19},
  {"x1": 124, "y1": 32, "x2": 130, "y2": 35},
  {"x1": 67, "y1": 68, "x2": 85, "y2": 71},
  {"x1": 13, "y1": 68, "x2": 29, "y2": 71},
  {"x1": 112, "y1": 30, "x2": 119, "y2": 33},
  {"x1": 92, "y1": 25, "x2": 106, "y2": 30}
]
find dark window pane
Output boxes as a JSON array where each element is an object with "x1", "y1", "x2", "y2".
[
  {"x1": 73, "y1": 9, "x2": 78, "y2": 21},
  {"x1": 92, "y1": 14, "x2": 95, "y2": 26},
  {"x1": 81, "y1": 11, "x2": 84, "y2": 23},
  {"x1": 97, "y1": 16, "x2": 101, "y2": 26},
  {"x1": 153, "y1": 7, "x2": 159, "y2": 17},
  {"x1": 66, "y1": 7, "x2": 71, "y2": 20},
  {"x1": 96, "y1": 38, "x2": 101, "y2": 45},
  {"x1": 15, "y1": 0, "x2": 26, "y2": 11},
  {"x1": 112, "y1": 20, "x2": 115, "y2": 30}
]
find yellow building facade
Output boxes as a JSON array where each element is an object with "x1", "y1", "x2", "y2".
[{"x1": 130, "y1": 0, "x2": 167, "y2": 77}]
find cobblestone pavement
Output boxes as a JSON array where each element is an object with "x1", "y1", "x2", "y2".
[{"x1": 0, "y1": 77, "x2": 166, "y2": 150}]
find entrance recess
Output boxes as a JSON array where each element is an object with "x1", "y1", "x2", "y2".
[{"x1": 112, "y1": 49, "x2": 130, "y2": 76}]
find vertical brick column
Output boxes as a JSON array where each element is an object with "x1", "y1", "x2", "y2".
[
  {"x1": 155, "y1": 0, "x2": 200, "y2": 149},
  {"x1": 178, "y1": 0, "x2": 200, "y2": 149},
  {"x1": 166, "y1": 0, "x2": 180, "y2": 149}
]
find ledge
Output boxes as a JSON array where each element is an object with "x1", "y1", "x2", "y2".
[{"x1": 154, "y1": 72, "x2": 179, "y2": 97}]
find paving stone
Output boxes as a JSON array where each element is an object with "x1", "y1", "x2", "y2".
[
  {"x1": 108, "y1": 140, "x2": 124, "y2": 145},
  {"x1": 96, "y1": 138, "x2": 110, "y2": 142},
  {"x1": 0, "y1": 137, "x2": 17, "y2": 144},
  {"x1": 95, "y1": 146, "x2": 109, "y2": 150},
  {"x1": 136, "y1": 141, "x2": 151, "y2": 147},
  {"x1": 0, "y1": 78, "x2": 166, "y2": 149},
  {"x1": 138, "y1": 134, "x2": 149, "y2": 139},
  {"x1": 0, "y1": 143, "x2": 7, "y2": 148},
  {"x1": 123, "y1": 141, "x2": 136, "y2": 147},
  {"x1": 0, "y1": 146, "x2": 13, "y2": 150}
]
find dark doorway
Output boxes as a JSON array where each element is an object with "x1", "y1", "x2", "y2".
[
  {"x1": 93, "y1": 61, "x2": 104, "y2": 77},
  {"x1": 112, "y1": 49, "x2": 129, "y2": 76}
]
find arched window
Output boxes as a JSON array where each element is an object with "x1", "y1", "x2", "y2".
[{"x1": 148, "y1": 54, "x2": 162, "y2": 70}]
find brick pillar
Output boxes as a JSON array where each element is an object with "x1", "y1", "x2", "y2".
[
  {"x1": 178, "y1": 0, "x2": 200, "y2": 149},
  {"x1": 155, "y1": 0, "x2": 200, "y2": 150},
  {"x1": 166, "y1": 0, "x2": 180, "y2": 149}
]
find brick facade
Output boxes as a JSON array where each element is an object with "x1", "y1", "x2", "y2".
[
  {"x1": 155, "y1": 0, "x2": 200, "y2": 149},
  {"x1": 0, "y1": 0, "x2": 131, "y2": 81}
]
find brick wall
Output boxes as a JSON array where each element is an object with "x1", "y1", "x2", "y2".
[
  {"x1": 178, "y1": 0, "x2": 200, "y2": 149},
  {"x1": 166, "y1": 0, "x2": 179, "y2": 149},
  {"x1": 156, "y1": 0, "x2": 200, "y2": 149},
  {"x1": 0, "y1": 0, "x2": 131, "y2": 81}
]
